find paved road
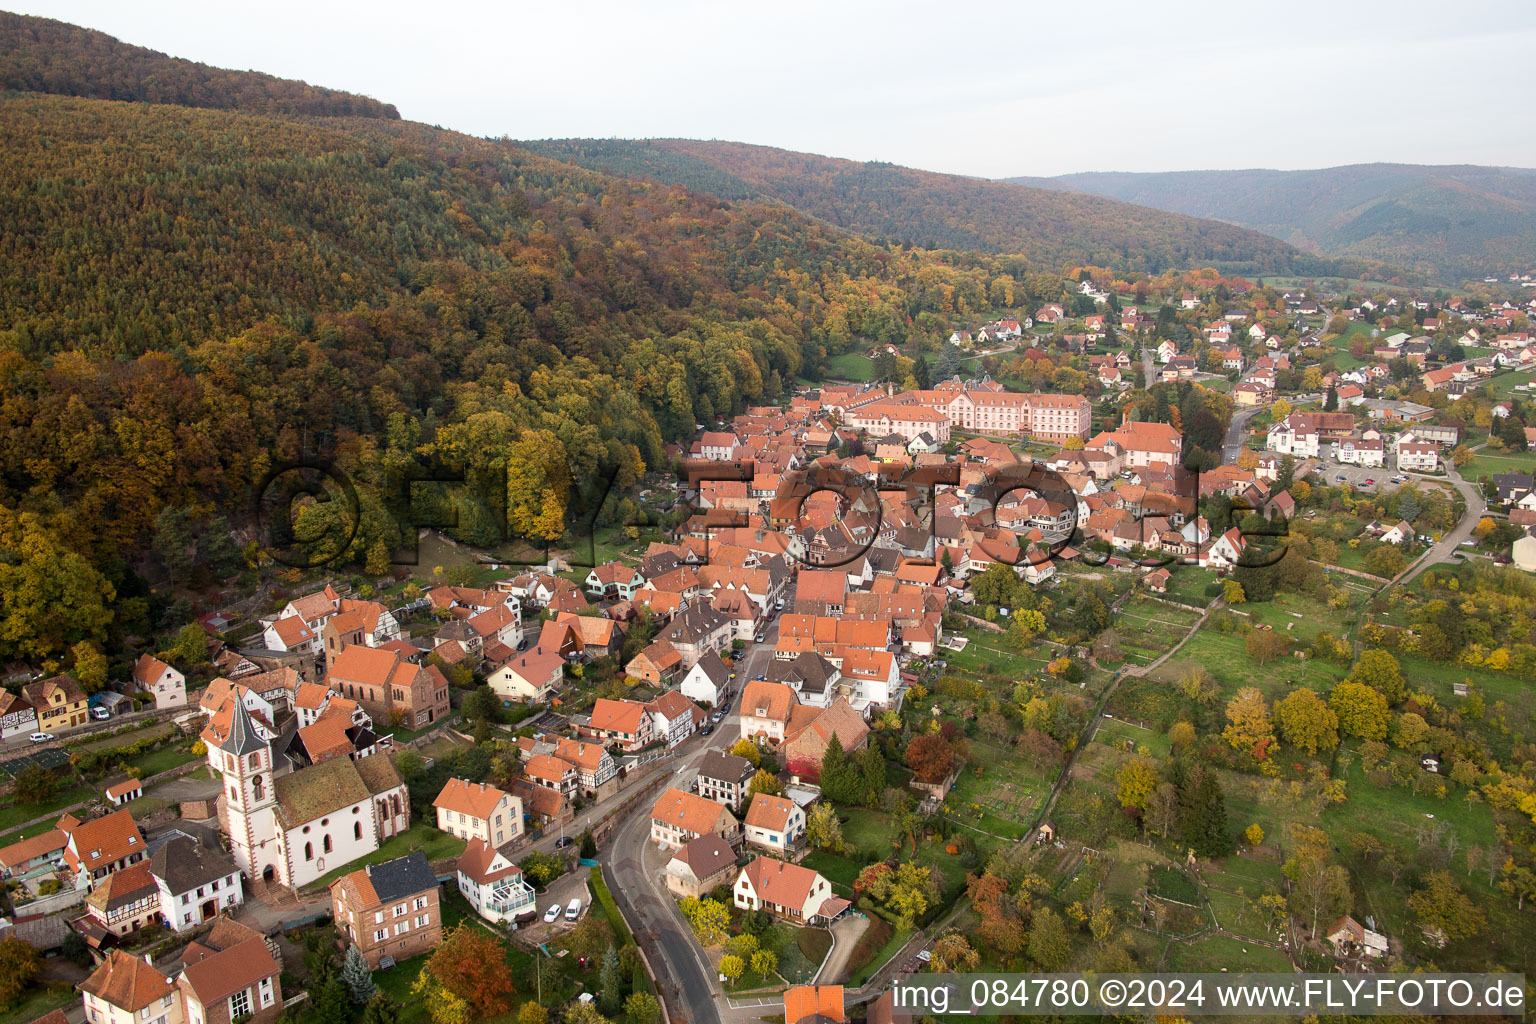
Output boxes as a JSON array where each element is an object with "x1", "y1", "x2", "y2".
[
  {"x1": 1398, "y1": 457, "x2": 1485, "y2": 586},
  {"x1": 1222, "y1": 406, "x2": 1265, "y2": 464},
  {"x1": 600, "y1": 616, "x2": 782, "y2": 1024}
]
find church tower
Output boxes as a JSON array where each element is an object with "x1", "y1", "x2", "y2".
[{"x1": 206, "y1": 696, "x2": 281, "y2": 884}]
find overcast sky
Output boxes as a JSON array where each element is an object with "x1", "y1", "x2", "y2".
[{"x1": 12, "y1": 0, "x2": 1536, "y2": 177}]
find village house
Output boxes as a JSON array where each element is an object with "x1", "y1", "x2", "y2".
[
  {"x1": 488, "y1": 645, "x2": 565, "y2": 703},
  {"x1": 678, "y1": 650, "x2": 733, "y2": 708},
  {"x1": 433, "y1": 778, "x2": 524, "y2": 848},
  {"x1": 553, "y1": 737, "x2": 620, "y2": 799},
  {"x1": 326, "y1": 644, "x2": 449, "y2": 728},
  {"x1": 739, "y1": 679, "x2": 798, "y2": 746},
  {"x1": 330, "y1": 852, "x2": 443, "y2": 969},
  {"x1": 81, "y1": 919, "x2": 283, "y2": 1024},
  {"x1": 743, "y1": 794, "x2": 807, "y2": 855},
  {"x1": 130, "y1": 655, "x2": 188, "y2": 709},
  {"x1": 664, "y1": 834, "x2": 739, "y2": 899},
  {"x1": 23, "y1": 674, "x2": 89, "y2": 733},
  {"x1": 646, "y1": 690, "x2": 705, "y2": 748},
  {"x1": 63, "y1": 809, "x2": 146, "y2": 890},
  {"x1": 150, "y1": 835, "x2": 243, "y2": 932},
  {"x1": 696, "y1": 750, "x2": 757, "y2": 812},
  {"x1": 733, "y1": 857, "x2": 840, "y2": 923},
  {"x1": 583, "y1": 697, "x2": 656, "y2": 751},
  {"x1": 455, "y1": 839, "x2": 538, "y2": 925},
  {"x1": 649, "y1": 787, "x2": 742, "y2": 849}
]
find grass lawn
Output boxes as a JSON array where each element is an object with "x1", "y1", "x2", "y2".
[
  {"x1": 1457, "y1": 447, "x2": 1536, "y2": 482},
  {"x1": 825, "y1": 351, "x2": 876, "y2": 381},
  {"x1": 306, "y1": 823, "x2": 467, "y2": 891},
  {"x1": 0, "y1": 984, "x2": 75, "y2": 1024},
  {"x1": 801, "y1": 850, "x2": 862, "y2": 892},
  {"x1": 1153, "y1": 628, "x2": 1347, "y2": 702},
  {"x1": 0, "y1": 782, "x2": 93, "y2": 837},
  {"x1": 838, "y1": 807, "x2": 897, "y2": 855},
  {"x1": 1320, "y1": 743, "x2": 1497, "y2": 855},
  {"x1": 1159, "y1": 566, "x2": 1221, "y2": 607},
  {"x1": 125, "y1": 744, "x2": 200, "y2": 777},
  {"x1": 1165, "y1": 934, "x2": 1292, "y2": 972},
  {"x1": 941, "y1": 627, "x2": 1052, "y2": 684},
  {"x1": 73, "y1": 722, "x2": 176, "y2": 753},
  {"x1": 1483, "y1": 370, "x2": 1536, "y2": 400}
]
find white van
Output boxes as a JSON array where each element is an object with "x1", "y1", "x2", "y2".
[{"x1": 565, "y1": 898, "x2": 583, "y2": 922}]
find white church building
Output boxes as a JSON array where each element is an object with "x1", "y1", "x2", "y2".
[{"x1": 201, "y1": 696, "x2": 411, "y2": 890}]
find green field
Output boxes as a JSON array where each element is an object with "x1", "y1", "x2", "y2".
[
  {"x1": 1457, "y1": 447, "x2": 1536, "y2": 482},
  {"x1": 824, "y1": 351, "x2": 876, "y2": 380}
]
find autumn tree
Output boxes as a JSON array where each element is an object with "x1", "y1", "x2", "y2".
[
  {"x1": 1347, "y1": 649, "x2": 1405, "y2": 704},
  {"x1": 1330, "y1": 682, "x2": 1390, "y2": 740},
  {"x1": 1168, "y1": 721, "x2": 1196, "y2": 751},
  {"x1": 927, "y1": 933, "x2": 980, "y2": 972},
  {"x1": 747, "y1": 768, "x2": 783, "y2": 799},
  {"x1": 1222, "y1": 687, "x2": 1274, "y2": 756},
  {"x1": 1274, "y1": 687, "x2": 1339, "y2": 754},
  {"x1": 904, "y1": 733, "x2": 956, "y2": 783},
  {"x1": 806, "y1": 802, "x2": 844, "y2": 852},
  {"x1": 0, "y1": 936, "x2": 41, "y2": 1008},
  {"x1": 1408, "y1": 871, "x2": 1486, "y2": 941},
  {"x1": 729, "y1": 738, "x2": 762, "y2": 767},
  {"x1": 1115, "y1": 758, "x2": 1158, "y2": 811},
  {"x1": 1027, "y1": 907, "x2": 1071, "y2": 970},
  {"x1": 427, "y1": 924, "x2": 515, "y2": 1017},
  {"x1": 1244, "y1": 824, "x2": 1264, "y2": 847}
]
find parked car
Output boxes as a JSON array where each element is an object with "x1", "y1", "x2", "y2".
[
  {"x1": 91, "y1": 707, "x2": 111, "y2": 720},
  {"x1": 565, "y1": 898, "x2": 583, "y2": 921},
  {"x1": 1363, "y1": 478, "x2": 1375, "y2": 486},
  {"x1": 543, "y1": 904, "x2": 561, "y2": 923},
  {"x1": 554, "y1": 836, "x2": 573, "y2": 848},
  {"x1": 699, "y1": 724, "x2": 713, "y2": 736},
  {"x1": 29, "y1": 732, "x2": 53, "y2": 743},
  {"x1": 754, "y1": 633, "x2": 766, "y2": 644}
]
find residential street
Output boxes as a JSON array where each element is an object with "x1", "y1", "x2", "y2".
[
  {"x1": 1398, "y1": 457, "x2": 1486, "y2": 586},
  {"x1": 601, "y1": 616, "x2": 781, "y2": 1024}
]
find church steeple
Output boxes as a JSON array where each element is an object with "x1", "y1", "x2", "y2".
[{"x1": 224, "y1": 697, "x2": 267, "y2": 757}]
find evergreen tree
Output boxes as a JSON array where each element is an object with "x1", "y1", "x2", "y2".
[
  {"x1": 1175, "y1": 762, "x2": 1232, "y2": 857},
  {"x1": 934, "y1": 344, "x2": 962, "y2": 382},
  {"x1": 599, "y1": 946, "x2": 621, "y2": 1013},
  {"x1": 341, "y1": 944, "x2": 377, "y2": 1004},
  {"x1": 362, "y1": 994, "x2": 401, "y2": 1024},
  {"x1": 311, "y1": 975, "x2": 351, "y2": 1024},
  {"x1": 913, "y1": 355, "x2": 931, "y2": 390},
  {"x1": 859, "y1": 746, "x2": 888, "y2": 806},
  {"x1": 818, "y1": 734, "x2": 859, "y2": 804},
  {"x1": 1324, "y1": 386, "x2": 1338, "y2": 412}
]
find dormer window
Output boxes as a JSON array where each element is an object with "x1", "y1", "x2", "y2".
[{"x1": 127, "y1": 836, "x2": 137, "y2": 845}]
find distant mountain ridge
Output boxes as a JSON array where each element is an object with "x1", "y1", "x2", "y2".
[
  {"x1": 0, "y1": 12, "x2": 399, "y2": 119},
  {"x1": 1013, "y1": 163, "x2": 1536, "y2": 283},
  {"x1": 524, "y1": 138, "x2": 1363, "y2": 278}
]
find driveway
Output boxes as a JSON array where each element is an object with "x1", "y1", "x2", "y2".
[
  {"x1": 520, "y1": 866, "x2": 600, "y2": 945},
  {"x1": 815, "y1": 914, "x2": 870, "y2": 984}
]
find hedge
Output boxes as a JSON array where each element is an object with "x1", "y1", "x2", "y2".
[{"x1": 589, "y1": 869, "x2": 634, "y2": 946}]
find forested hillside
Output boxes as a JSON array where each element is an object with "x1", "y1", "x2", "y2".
[
  {"x1": 1024, "y1": 163, "x2": 1536, "y2": 282},
  {"x1": 524, "y1": 138, "x2": 1361, "y2": 278},
  {"x1": 0, "y1": 88, "x2": 1081, "y2": 665},
  {"x1": 0, "y1": 12, "x2": 399, "y2": 118}
]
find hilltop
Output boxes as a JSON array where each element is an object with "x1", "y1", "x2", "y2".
[
  {"x1": 1016, "y1": 163, "x2": 1536, "y2": 283},
  {"x1": 523, "y1": 138, "x2": 1360, "y2": 278},
  {"x1": 0, "y1": 11, "x2": 400, "y2": 118}
]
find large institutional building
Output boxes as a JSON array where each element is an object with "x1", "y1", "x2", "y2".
[{"x1": 831, "y1": 380, "x2": 1092, "y2": 443}]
